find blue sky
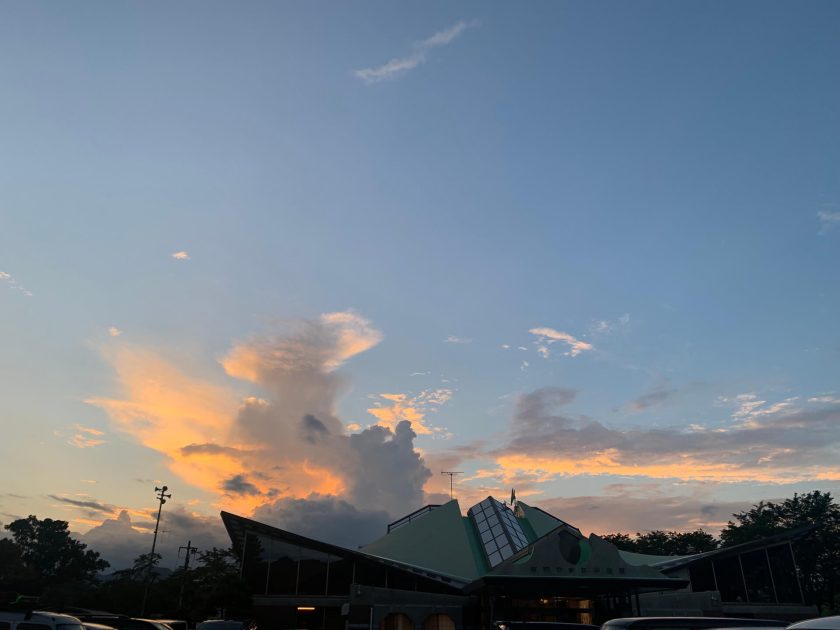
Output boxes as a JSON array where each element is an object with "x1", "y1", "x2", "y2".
[{"x1": 1, "y1": 1, "x2": 839, "y2": 562}]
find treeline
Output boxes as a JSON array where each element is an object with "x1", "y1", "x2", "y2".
[
  {"x1": 0, "y1": 515, "x2": 249, "y2": 619},
  {"x1": 601, "y1": 490, "x2": 840, "y2": 614}
]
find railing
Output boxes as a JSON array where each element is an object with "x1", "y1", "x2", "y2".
[{"x1": 387, "y1": 504, "x2": 442, "y2": 533}]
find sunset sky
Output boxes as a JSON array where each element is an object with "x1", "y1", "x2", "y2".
[{"x1": 2, "y1": 1, "x2": 839, "y2": 569}]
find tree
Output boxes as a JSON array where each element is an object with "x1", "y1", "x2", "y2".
[
  {"x1": 721, "y1": 491, "x2": 840, "y2": 613},
  {"x1": 4, "y1": 515, "x2": 109, "y2": 588},
  {"x1": 185, "y1": 547, "x2": 251, "y2": 619},
  {"x1": 602, "y1": 529, "x2": 718, "y2": 555}
]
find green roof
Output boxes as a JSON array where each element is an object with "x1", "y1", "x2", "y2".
[
  {"x1": 361, "y1": 500, "x2": 484, "y2": 580},
  {"x1": 515, "y1": 501, "x2": 572, "y2": 539}
]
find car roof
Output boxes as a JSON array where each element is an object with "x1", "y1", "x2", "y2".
[{"x1": 786, "y1": 617, "x2": 840, "y2": 630}]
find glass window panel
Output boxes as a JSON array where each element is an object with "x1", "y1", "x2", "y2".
[
  {"x1": 355, "y1": 560, "x2": 387, "y2": 587},
  {"x1": 298, "y1": 547, "x2": 329, "y2": 595},
  {"x1": 481, "y1": 529, "x2": 493, "y2": 543},
  {"x1": 476, "y1": 512, "x2": 486, "y2": 522},
  {"x1": 768, "y1": 545, "x2": 801, "y2": 603},
  {"x1": 742, "y1": 549, "x2": 775, "y2": 603},
  {"x1": 491, "y1": 524, "x2": 503, "y2": 537},
  {"x1": 267, "y1": 538, "x2": 300, "y2": 594},
  {"x1": 499, "y1": 544, "x2": 512, "y2": 559},
  {"x1": 488, "y1": 515, "x2": 500, "y2": 527},
  {"x1": 714, "y1": 555, "x2": 747, "y2": 602},
  {"x1": 481, "y1": 499, "x2": 491, "y2": 509},
  {"x1": 485, "y1": 539, "x2": 498, "y2": 553},
  {"x1": 488, "y1": 551, "x2": 502, "y2": 566},
  {"x1": 689, "y1": 560, "x2": 716, "y2": 592},
  {"x1": 478, "y1": 520, "x2": 490, "y2": 533},
  {"x1": 326, "y1": 555, "x2": 354, "y2": 596},
  {"x1": 242, "y1": 532, "x2": 270, "y2": 594}
]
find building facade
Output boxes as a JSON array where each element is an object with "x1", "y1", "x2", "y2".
[{"x1": 222, "y1": 496, "x2": 815, "y2": 630}]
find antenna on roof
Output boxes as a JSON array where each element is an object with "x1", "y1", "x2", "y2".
[
  {"x1": 441, "y1": 471, "x2": 463, "y2": 500},
  {"x1": 511, "y1": 488, "x2": 516, "y2": 507}
]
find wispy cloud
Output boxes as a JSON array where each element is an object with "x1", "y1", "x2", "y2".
[
  {"x1": 67, "y1": 424, "x2": 107, "y2": 449},
  {"x1": 354, "y1": 20, "x2": 477, "y2": 84},
  {"x1": 0, "y1": 270, "x2": 33, "y2": 297},
  {"x1": 529, "y1": 327, "x2": 593, "y2": 358},
  {"x1": 589, "y1": 313, "x2": 631, "y2": 336},
  {"x1": 108, "y1": 327, "x2": 122, "y2": 337},
  {"x1": 818, "y1": 209, "x2": 840, "y2": 234},
  {"x1": 444, "y1": 335, "x2": 472, "y2": 344},
  {"x1": 171, "y1": 251, "x2": 190, "y2": 260}
]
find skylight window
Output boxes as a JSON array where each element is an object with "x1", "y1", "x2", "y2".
[{"x1": 468, "y1": 497, "x2": 529, "y2": 568}]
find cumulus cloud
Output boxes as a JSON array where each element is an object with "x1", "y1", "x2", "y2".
[
  {"x1": 171, "y1": 251, "x2": 190, "y2": 260},
  {"x1": 495, "y1": 387, "x2": 840, "y2": 484},
  {"x1": 92, "y1": 311, "x2": 433, "y2": 524},
  {"x1": 529, "y1": 327, "x2": 593, "y2": 358},
  {"x1": 81, "y1": 507, "x2": 228, "y2": 570},
  {"x1": 253, "y1": 496, "x2": 390, "y2": 549},
  {"x1": 366, "y1": 388, "x2": 453, "y2": 435},
  {"x1": 354, "y1": 20, "x2": 477, "y2": 84}
]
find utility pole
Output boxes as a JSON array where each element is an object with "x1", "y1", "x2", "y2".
[
  {"x1": 141, "y1": 484, "x2": 172, "y2": 615},
  {"x1": 177, "y1": 540, "x2": 198, "y2": 611},
  {"x1": 440, "y1": 471, "x2": 463, "y2": 500}
]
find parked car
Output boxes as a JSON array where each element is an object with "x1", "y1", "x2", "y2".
[
  {"x1": 601, "y1": 619, "x2": 787, "y2": 630},
  {"x1": 196, "y1": 620, "x2": 255, "y2": 630},
  {"x1": 496, "y1": 623, "x2": 599, "y2": 630},
  {"x1": 0, "y1": 611, "x2": 86, "y2": 630},
  {"x1": 786, "y1": 617, "x2": 840, "y2": 629}
]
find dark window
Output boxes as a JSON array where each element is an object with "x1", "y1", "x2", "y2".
[
  {"x1": 326, "y1": 555, "x2": 354, "y2": 595},
  {"x1": 298, "y1": 547, "x2": 329, "y2": 595},
  {"x1": 557, "y1": 530, "x2": 581, "y2": 564},
  {"x1": 387, "y1": 567, "x2": 416, "y2": 591},
  {"x1": 767, "y1": 544, "x2": 802, "y2": 603},
  {"x1": 355, "y1": 560, "x2": 387, "y2": 587},
  {"x1": 18, "y1": 625, "x2": 52, "y2": 630},
  {"x1": 741, "y1": 549, "x2": 774, "y2": 603},
  {"x1": 0, "y1": 624, "x2": 10, "y2": 630},
  {"x1": 688, "y1": 559, "x2": 716, "y2": 592},
  {"x1": 714, "y1": 555, "x2": 747, "y2": 602},
  {"x1": 266, "y1": 537, "x2": 300, "y2": 595}
]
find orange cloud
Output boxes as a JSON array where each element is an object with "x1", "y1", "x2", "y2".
[{"x1": 366, "y1": 389, "x2": 453, "y2": 436}]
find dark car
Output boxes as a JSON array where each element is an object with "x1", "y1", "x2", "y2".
[{"x1": 495, "y1": 621, "x2": 600, "y2": 630}]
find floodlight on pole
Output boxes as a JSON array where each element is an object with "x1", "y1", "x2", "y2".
[{"x1": 141, "y1": 484, "x2": 172, "y2": 615}]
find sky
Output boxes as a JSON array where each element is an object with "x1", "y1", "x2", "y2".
[{"x1": 1, "y1": 0, "x2": 840, "y2": 570}]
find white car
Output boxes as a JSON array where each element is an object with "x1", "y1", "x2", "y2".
[{"x1": 786, "y1": 617, "x2": 840, "y2": 629}]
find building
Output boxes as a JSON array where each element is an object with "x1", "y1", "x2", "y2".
[{"x1": 221, "y1": 496, "x2": 815, "y2": 630}]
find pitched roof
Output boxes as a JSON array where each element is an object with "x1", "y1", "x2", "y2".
[{"x1": 361, "y1": 499, "x2": 484, "y2": 580}]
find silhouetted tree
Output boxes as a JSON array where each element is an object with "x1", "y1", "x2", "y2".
[
  {"x1": 721, "y1": 491, "x2": 840, "y2": 613},
  {"x1": 4, "y1": 515, "x2": 109, "y2": 590},
  {"x1": 602, "y1": 529, "x2": 718, "y2": 555}
]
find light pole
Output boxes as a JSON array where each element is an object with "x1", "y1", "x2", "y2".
[{"x1": 141, "y1": 484, "x2": 171, "y2": 615}]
